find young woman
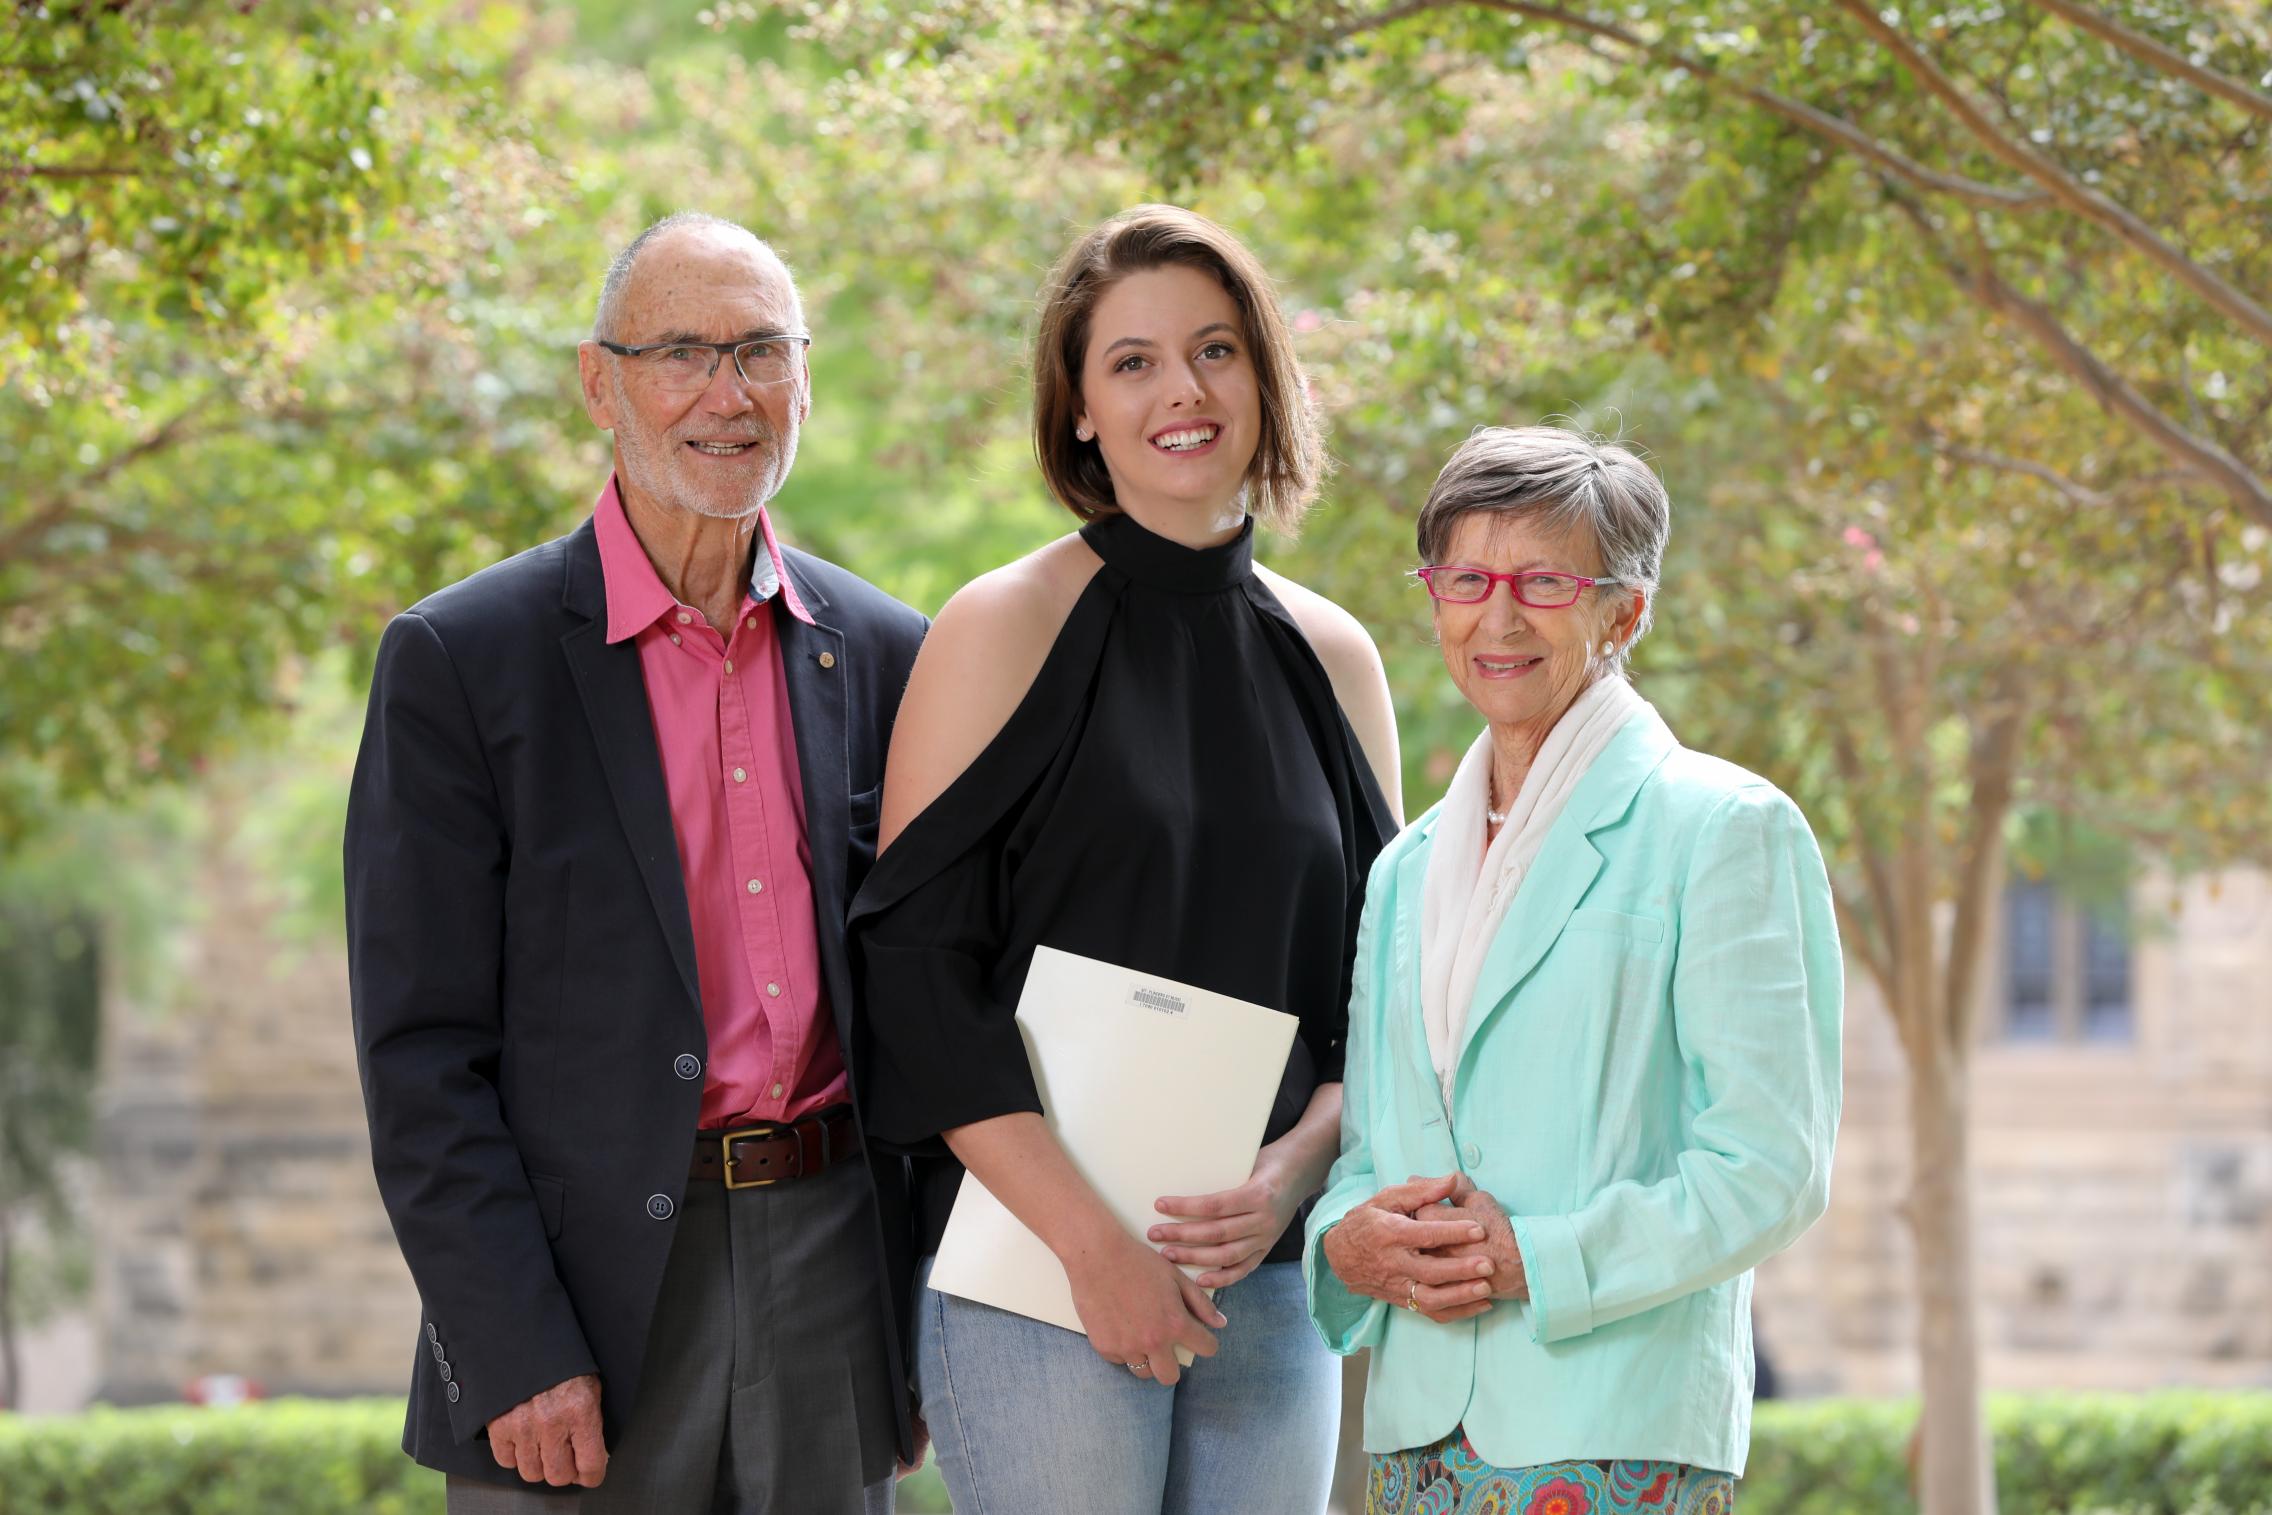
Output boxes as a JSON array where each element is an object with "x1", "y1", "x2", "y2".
[{"x1": 848, "y1": 205, "x2": 1403, "y2": 1512}]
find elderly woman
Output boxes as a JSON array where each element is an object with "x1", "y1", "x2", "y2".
[{"x1": 1309, "y1": 426, "x2": 1842, "y2": 1514}]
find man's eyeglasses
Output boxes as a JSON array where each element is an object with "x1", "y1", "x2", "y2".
[
  {"x1": 596, "y1": 334, "x2": 812, "y2": 393},
  {"x1": 1411, "y1": 565, "x2": 1618, "y2": 609}
]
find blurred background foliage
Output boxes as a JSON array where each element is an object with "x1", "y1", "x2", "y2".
[
  {"x1": 3, "y1": 0, "x2": 2270, "y2": 1466},
  {"x1": 6, "y1": 0, "x2": 2266, "y2": 856}
]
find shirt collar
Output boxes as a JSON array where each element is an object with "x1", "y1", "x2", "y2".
[{"x1": 593, "y1": 475, "x2": 814, "y2": 644}]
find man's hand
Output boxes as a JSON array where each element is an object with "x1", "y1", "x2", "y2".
[
  {"x1": 1435, "y1": 1175, "x2": 1529, "y2": 1302},
  {"x1": 487, "y1": 1374, "x2": 608, "y2": 1488},
  {"x1": 1320, "y1": 1175, "x2": 1496, "y2": 1325}
]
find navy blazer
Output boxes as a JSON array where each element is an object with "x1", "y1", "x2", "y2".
[{"x1": 345, "y1": 511, "x2": 927, "y2": 1484}]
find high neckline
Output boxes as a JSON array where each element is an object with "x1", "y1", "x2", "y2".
[{"x1": 1080, "y1": 510, "x2": 1255, "y2": 593}]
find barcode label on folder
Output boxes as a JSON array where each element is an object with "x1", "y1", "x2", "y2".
[{"x1": 1128, "y1": 985, "x2": 1188, "y2": 1016}]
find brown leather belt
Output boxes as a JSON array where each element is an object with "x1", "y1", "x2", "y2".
[{"x1": 690, "y1": 1108, "x2": 861, "y2": 1189}]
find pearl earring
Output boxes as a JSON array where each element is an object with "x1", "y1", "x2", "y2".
[
  {"x1": 1076, "y1": 423, "x2": 1094, "y2": 442},
  {"x1": 1602, "y1": 641, "x2": 1616, "y2": 655}
]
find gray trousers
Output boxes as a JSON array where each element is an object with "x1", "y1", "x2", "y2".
[{"x1": 447, "y1": 1154, "x2": 899, "y2": 1515}]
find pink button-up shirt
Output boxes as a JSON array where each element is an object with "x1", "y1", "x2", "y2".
[{"x1": 594, "y1": 477, "x2": 845, "y2": 1129}]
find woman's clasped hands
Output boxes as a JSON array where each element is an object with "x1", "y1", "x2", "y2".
[{"x1": 1322, "y1": 1173, "x2": 1530, "y2": 1325}]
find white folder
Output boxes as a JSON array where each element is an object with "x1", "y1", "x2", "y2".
[{"x1": 927, "y1": 945, "x2": 1299, "y2": 1339}]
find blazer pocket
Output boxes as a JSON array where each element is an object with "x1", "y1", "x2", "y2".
[
  {"x1": 528, "y1": 1171, "x2": 566, "y2": 1240},
  {"x1": 1565, "y1": 907, "x2": 1666, "y2": 946}
]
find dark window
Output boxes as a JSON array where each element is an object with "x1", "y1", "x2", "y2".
[
  {"x1": 1999, "y1": 877, "x2": 2134, "y2": 1044},
  {"x1": 2080, "y1": 907, "x2": 2134, "y2": 1042},
  {"x1": 2003, "y1": 880, "x2": 2058, "y2": 1041}
]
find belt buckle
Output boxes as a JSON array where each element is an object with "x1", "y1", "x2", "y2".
[{"x1": 721, "y1": 1126, "x2": 785, "y2": 1190}]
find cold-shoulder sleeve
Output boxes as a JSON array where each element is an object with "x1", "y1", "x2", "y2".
[{"x1": 846, "y1": 590, "x2": 1107, "y2": 1154}]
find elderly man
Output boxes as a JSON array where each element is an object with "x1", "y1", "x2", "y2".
[{"x1": 346, "y1": 212, "x2": 925, "y2": 1513}]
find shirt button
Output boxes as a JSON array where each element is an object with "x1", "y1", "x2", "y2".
[
  {"x1": 1462, "y1": 1143, "x2": 1483, "y2": 1167},
  {"x1": 765, "y1": 982, "x2": 781, "y2": 998},
  {"x1": 747, "y1": 878, "x2": 763, "y2": 895},
  {"x1": 724, "y1": 659, "x2": 734, "y2": 674},
  {"x1": 674, "y1": 1053, "x2": 701, "y2": 1080},
  {"x1": 818, "y1": 651, "x2": 836, "y2": 669},
  {"x1": 746, "y1": 615, "x2": 757, "y2": 630},
  {"x1": 646, "y1": 1193, "x2": 675, "y2": 1221},
  {"x1": 770, "y1": 1082, "x2": 784, "y2": 1099},
  {"x1": 732, "y1": 767, "x2": 747, "y2": 783},
  {"x1": 677, "y1": 611, "x2": 692, "y2": 624},
  {"x1": 669, "y1": 633, "x2": 682, "y2": 646}
]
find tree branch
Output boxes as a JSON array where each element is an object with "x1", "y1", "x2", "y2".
[
  {"x1": 1836, "y1": 0, "x2": 2272, "y2": 348},
  {"x1": 1942, "y1": 669, "x2": 2027, "y2": 1050},
  {"x1": 2024, "y1": 0, "x2": 2272, "y2": 122},
  {"x1": 1867, "y1": 611, "x2": 1943, "y2": 1063},
  {"x1": 1827, "y1": 712, "x2": 1905, "y2": 1007},
  {"x1": 15, "y1": 166, "x2": 145, "y2": 180},
  {"x1": 0, "y1": 399, "x2": 225, "y2": 560},
  {"x1": 1337, "y1": 0, "x2": 2051, "y2": 205},
  {"x1": 1834, "y1": 892, "x2": 1896, "y2": 1009},
  {"x1": 1941, "y1": 444, "x2": 2111, "y2": 507},
  {"x1": 1930, "y1": 443, "x2": 2194, "y2": 510},
  {"x1": 1888, "y1": 194, "x2": 2272, "y2": 528}
]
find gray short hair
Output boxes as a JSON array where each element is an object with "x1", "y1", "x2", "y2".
[
  {"x1": 592, "y1": 211, "x2": 805, "y2": 341},
  {"x1": 1415, "y1": 425, "x2": 1669, "y2": 665}
]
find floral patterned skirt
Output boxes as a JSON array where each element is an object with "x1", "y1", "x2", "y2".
[{"x1": 1367, "y1": 1427, "x2": 1734, "y2": 1515}]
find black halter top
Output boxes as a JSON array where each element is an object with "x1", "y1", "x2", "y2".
[{"x1": 849, "y1": 512, "x2": 1394, "y2": 1262}]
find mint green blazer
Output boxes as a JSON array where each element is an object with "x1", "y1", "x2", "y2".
[{"x1": 1303, "y1": 713, "x2": 1842, "y2": 1476}]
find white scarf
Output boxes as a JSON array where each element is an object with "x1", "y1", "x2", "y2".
[{"x1": 1419, "y1": 675, "x2": 1652, "y2": 1110}]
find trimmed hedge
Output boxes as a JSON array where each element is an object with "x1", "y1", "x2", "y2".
[
  {"x1": 1742, "y1": 1392, "x2": 2272, "y2": 1514},
  {"x1": 0, "y1": 1400, "x2": 953, "y2": 1514},
  {"x1": 1, "y1": 1392, "x2": 2266, "y2": 1512}
]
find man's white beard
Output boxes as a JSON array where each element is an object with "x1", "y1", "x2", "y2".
[{"x1": 613, "y1": 386, "x2": 800, "y2": 521}]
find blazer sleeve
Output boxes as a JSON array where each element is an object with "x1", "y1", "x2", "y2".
[
  {"x1": 344, "y1": 611, "x2": 598, "y2": 1439},
  {"x1": 1511, "y1": 784, "x2": 1843, "y2": 1345},
  {"x1": 1303, "y1": 858, "x2": 1394, "y2": 1354}
]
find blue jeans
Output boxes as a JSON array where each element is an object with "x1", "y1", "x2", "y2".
[{"x1": 915, "y1": 1256, "x2": 1338, "y2": 1514}]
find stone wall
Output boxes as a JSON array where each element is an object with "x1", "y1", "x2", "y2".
[
  {"x1": 1755, "y1": 869, "x2": 2272, "y2": 1396},
  {"x1": 92, "y1": 802, "x2": 416, "y2": 1405}
]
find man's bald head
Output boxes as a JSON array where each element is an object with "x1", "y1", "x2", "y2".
[{"x1": 592, "y1": 211, "x2": 805, "y2": 342}]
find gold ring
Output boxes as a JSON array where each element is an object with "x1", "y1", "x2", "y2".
[{"x1": 1405, "y1": 1279, "x2": 1419, "y2": 1311}]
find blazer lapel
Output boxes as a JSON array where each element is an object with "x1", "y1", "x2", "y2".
[
  {"x1": 1449, "y1": 714, "x2": 1677, "y2": 1081},
  {"x1": 774, "y1": 559, "x2": 855, "y2": 1051},
  {"x1": 558, "y1": 521, "x2": 702, "y2": 1018}
]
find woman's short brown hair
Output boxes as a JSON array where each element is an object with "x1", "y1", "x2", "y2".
[{"x1": 1032, "y1": 204, "x2": 1326, "y2": 531}]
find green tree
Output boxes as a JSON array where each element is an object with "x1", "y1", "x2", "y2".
[
  {"x1": 1, "y1": 0, "x2": 582, "y2": 839},
  {"x1": 777, "y1": 6, "x2": 2272, "y2": 1510}
]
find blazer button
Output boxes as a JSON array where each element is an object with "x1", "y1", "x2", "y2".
[
  {"x1": 438, "y1": 1362, "x2": 452, "y2": 1383},
  {"x1": 446, "y1": 1382, "x2": 461, "y2": 1404},
  {"x1": 817, "y1": 651, "x2": 836, "y2": 669},
  {"x1": 431, "y1": 1341, "x2": 445, "y2": 1362},
  {"x1": 426, "y1": 1322, "x2": 439, "y2": 1343},
  {"x1": 674, "y1": 1053, "x2": 702, "y2": 1080},
  {"x1": 647, "y1": 1193, "x2": 675, "y2": 1221},
  {"x1": 1462, "y1": 1143, "x2": 1483, "y2": 1167}
]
